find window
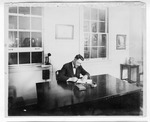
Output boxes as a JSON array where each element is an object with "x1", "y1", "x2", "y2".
[
  {"x1": 8, "y1": 6, "x2": 43, "y2": 65},
  {"x1": 83, "y1": 7, "x2": 108, "y2": 59}
]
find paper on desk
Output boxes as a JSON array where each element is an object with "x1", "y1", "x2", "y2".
[{"x1": 76, "y1": 79, "x2": 92, "y2": 84}]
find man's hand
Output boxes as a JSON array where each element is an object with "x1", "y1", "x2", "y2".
[
  {"x1": 67, "y1": 77, "x2": 78, "y2": 82},
  {"x1": 81, "y1": 75, "x2": 88, "y2": 81}
]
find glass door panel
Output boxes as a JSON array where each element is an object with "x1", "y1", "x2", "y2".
[
  {"x1": 31, "y1": 32, "x2": 42, "y2": 47},
  {"x1": 9, "y1": 53, "x2": 18, "y2": 65},
  {"x1": 91, "y1": 22, "x2": 97, "y2": 33},
  {"x1": 99, "y1": 22, "x2": 105, "y2": 33},
  {"x1": 19, "y1": 16, "x2": 30, "y2": 30},
  {"x1": 19, "y1": 52, "x2": 30, "y2": 64},
  {"x1": 19, "y1": 32, "x2": 30, "y2": 47},
  {"x1": 98, "y1": 34, "x2": 106, "y2": 46},
  {"x1": 31, "y1": 17, "x2": 42, "y2": 30},
  {"x1": 98, "y1": 47, "x2": 106, "y2": 58},
  {"x1": 84, "y1": 33, "x2": 90, "y2": 46},
  {"x1": 84, "y1": 47, "x2": 90, "y2": 58},
  {"x1": 9, "y1": 16, "x2": 17, "y2": 29},
  {"x1": 32, "y1": 52, "x2": 42, "y2": 63},
  {"x1": 19, "y1": 7, "x2": 30, "y2": 15},
  {"x1": 91, "y1": 8, "x2": 98, "y2": 20},
  {"x1": 31, "y1": 7, "x2": 42, "y2": 15},
  {"x1": 99, "y1": 9, "x2": 105, "y2": 21},
  {"x1": 91, "y1": 47, "x2": 97, "y2": 58},
  {"x1": 84, "y1": 7, "x2": 90, "y2": 20},
  {"x1": 9, "y1": 7, "x2": 17, "y2": 13},
  {"x1": 9, "y1": 31, "x2": 18, "y2": 47},
  {"x1": 92, "y1": 34, "x2": 98, "y2": 46}
]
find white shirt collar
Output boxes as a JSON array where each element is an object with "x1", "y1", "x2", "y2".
[{"x1": 72, "y1": 62, "x2": 75, "y2": 68}]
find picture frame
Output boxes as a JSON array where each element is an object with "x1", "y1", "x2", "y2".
[
  {"x1": 55, "y1": 24, "x2": 74, "y2": 39},
  {"x1": 116, "y1": 34, "x2": 126, "y2": 50}
]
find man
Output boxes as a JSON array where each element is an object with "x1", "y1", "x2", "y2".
[{"x1": 57, "y1": 54, "x2": 90, "y2": 83}]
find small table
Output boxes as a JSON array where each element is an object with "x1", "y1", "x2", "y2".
[
  {"x1": 41, "y1": 64, "x2": 52, "y2": 82},
  {"x1": 120, "y1": 64, "x2": 140, "y2": 84}
]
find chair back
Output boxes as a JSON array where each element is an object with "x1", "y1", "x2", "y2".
[{"x1": 55, "y1": 70, "x2": 61, "y2": 81}]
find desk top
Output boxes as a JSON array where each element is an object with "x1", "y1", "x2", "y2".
[{"x1": 37, "y1": 74, "x2": 141, "y2": 110}]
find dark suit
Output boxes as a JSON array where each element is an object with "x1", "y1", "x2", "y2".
[{"x1": 57, "y1": 62, "x2": 90, "y2": 82}]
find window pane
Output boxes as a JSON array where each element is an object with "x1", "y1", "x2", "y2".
[
  {"x1": 91, "y1": 22, "x2": 97, "y2": 33},
  {"x1": 84, "y1": 47, "x2": 90, "y2": 59},
  {"x1": 9, "y1": 16, "x2": 17, "y2": 29},
  {"x1": 19, "y1": 16, "x2": 30, "y2": 29},
  {"x1": 91, "y1": 8, "x2": 98, "y2": 20},
  {"x1": 9, "y1": 7, "x2": 17, "y2": 13},
  {"x1": 31, "y1": 17, "x2": 42, "y2": 30},
  {"x1": 84, "y1": 7, "x2": 90, "y2": 20},
  {"x1": 98, "y1": 47, "x2": 106, "y2": 58},
  {"x1": 19, "y1": 32, "x2": 30, "y2": 47},
  {"x1": 19, "y1": 7, "x2": 30, "y2": 15},
  {"x1": 31, "y1": 32, "x2": 42, "y2": 47},
  {"x1": 84, "y1": 33, "x2": 90, "y2": 46},
  {"x1": 92, "y1": 34, "x2": 98, "y2": 46},
  {"x1": 19, "y1": 52, "x2": 30, "y2": 64},
  {"x1": 99, "y1": 22, "x2": 105, "y2": 32},
  {"x1": 99, "y1": 34, "x2": 106, "y2": 46},
  {"x1": 9, "y1": 31, "x2": 18, "y2": 47},
  {"x1": 32, "y1": 52, "x2": 42, "y2": 63},
  {"x1": 9, "y1": 53, "x2": 18, "y2": 65},
  {"x1": 84, "y1": 21, "x2": 90, "y2": 32},
  {"x1": 31, "y1": 7, "x2": 42, "y2": 15},
  {"x1": 91, "y1": 47, "x2": 97, "y2": 58},
  {"x1": 99, "y1": 9, "x2": 105, "y2": 21}
]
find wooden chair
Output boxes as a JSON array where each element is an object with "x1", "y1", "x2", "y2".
[{"x1": 55, "y1": 70, "x2": 61, "y2": 81}]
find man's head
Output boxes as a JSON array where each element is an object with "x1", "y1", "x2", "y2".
[{"x1": 73, "y1": 54, "x2": 84, "y2": 68}]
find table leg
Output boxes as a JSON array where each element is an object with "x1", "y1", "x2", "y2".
[{"x1": 120, "y1": 65, "x2": 123, "y2": 80}]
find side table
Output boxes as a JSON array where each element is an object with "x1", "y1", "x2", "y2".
[{"x1": 120, "y1": 64, "x2": 140, "y2": 84}]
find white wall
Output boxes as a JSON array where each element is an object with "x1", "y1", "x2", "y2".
[
  {"x1": 129, "y1": 6, "x2": 145, "y2": 62},
  {"x1": 43, "y1": 6, "x2": 80, "y2": 71}
]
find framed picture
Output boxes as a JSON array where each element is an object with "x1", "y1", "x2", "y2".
[
  {"x1": 116, "y1": 34, "x2": 126, "y2": 50},
  {"x1": 55, "y1": 24, "x2": 74, "y2": 39}
]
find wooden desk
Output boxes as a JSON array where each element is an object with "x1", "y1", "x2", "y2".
[
  {"x1": 120, "y1": 64, "x2": 140, "y2": 84},
  {"x1": 36, "y1": 74, "x2": 142, "y2": 115}
]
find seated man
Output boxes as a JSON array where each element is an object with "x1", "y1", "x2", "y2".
[{"x1": 57, "y1": 54, "x2": 90, "y2": 83}]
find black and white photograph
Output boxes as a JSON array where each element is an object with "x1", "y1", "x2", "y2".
[{"x1": 1, "y1": 0, "x2": 148, "y2": 119}]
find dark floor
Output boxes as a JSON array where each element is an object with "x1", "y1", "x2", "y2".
[
  {"x1": 8, "y1": 91, "x2": 143, "y2": 116},
  {"x1": 8, "y1": 81, "x2": 143, "y2": 116},
  {"x1": 8, "y1": 103, "x2": 142, "y2": 116}
]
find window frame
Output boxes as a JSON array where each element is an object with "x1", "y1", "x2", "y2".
[
  {"x1": 80, "y1": 6, "x2": 109, "y2": 62},
  {"x1": 7, "y1": 5, "x2": 44, "y2": 66}
]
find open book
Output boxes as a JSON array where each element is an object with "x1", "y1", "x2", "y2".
[{"x1": 76, "y1": 79, "x2": 93, "y2": 84}]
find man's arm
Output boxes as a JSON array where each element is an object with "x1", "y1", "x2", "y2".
[
  {"x1": 57, "y1": 64, "x2": 78, "y2": 82},
  {"x1": 80, "y1": 66, "x2": 90, "y2": 79},
  {"x1": 57, "y1": 64, "x2": 69, "y2": 81}
]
